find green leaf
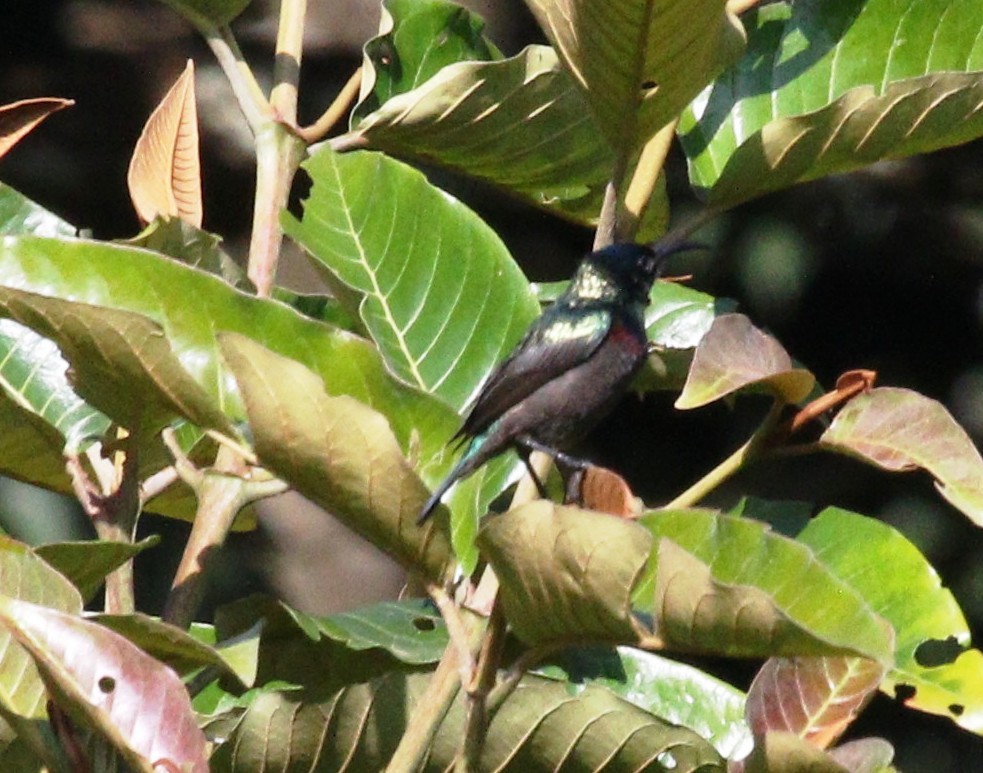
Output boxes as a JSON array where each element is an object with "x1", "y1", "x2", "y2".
[
  {"x1": 524, "y1": 0, "x2": 746, "y2": 149},
  {"x1": 797, "y1": 507, "x2": 983, "y2": 733},
  {"x1": 34, "y1": 537, "x2": 159, "y2": 604},
  {"x1": 820, "y1": 387, "x2": 983, "y2": 526},
  {"x1": 285, "y1": 148, "x2": 539, "y2": 412},
  {"x1": 357, "y1": 45, "x2": 620, "y2": 225},
  {"x1": 679, "y1": 0, "x2": 983, "y2": 207},
  {"x1": 91, "y1": 612, "x2": 246, "y2": 685},
  {"x1": 220, "y1": 334, "x2": 454, "y2": 582},
  {"x1": 478, "y1": 502, "x2": 652, "y2": 646},
  {"x1": 0, "y1": 183, "x2": 75, "y2": 238},
  {"x1": 637, "y1": 509, "x2": 895, "y2": 664},
  {"x1": 157, "y1": 0, "x2": 251, "y2": 28},
  {"x1": 675, "y1": 313, "x2": 815, "y2": 408},
  {"x1": 284, "y1": 599, "x2": 447, "y2": 665},
  {"x1": 0, "y1": 596, "x2": 208, "y2": 773},
  {"x1": 538, "y1": 645, "x2": 752, "y2": 759},
  {"x1": 352, "y1": 0, "x2": 500, "y2": 124}
]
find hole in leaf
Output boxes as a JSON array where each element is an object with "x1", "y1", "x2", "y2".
[
  {"x1": 656, "y1": 750, "x2": 677, "y2": 769},
  {"x1": 641, "y1": 79, "x2": 658, "y2": 91},
  {"x1": 413, "y1": 617, "x2": 436, "y2": 632},
  {"x1": 894, "y1": 683, "x2": 916, "y2": 702},
  {"x1": 915, "y1": 636, "x2": 965, "y2": 667},
  {"x1": 98, "y1": 676, "x2": 116, "y2": 694},
  {"x1": 950, "y1": 704, "x2": 965, "y2": 716}
]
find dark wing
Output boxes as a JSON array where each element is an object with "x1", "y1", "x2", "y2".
[{"x1": 456, "y1": 303, "x2": 613, "y2": 439}]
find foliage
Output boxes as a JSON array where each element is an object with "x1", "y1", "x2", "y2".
[{"x1": 0, "y1": 0, "x2": 981, "y2": 770}]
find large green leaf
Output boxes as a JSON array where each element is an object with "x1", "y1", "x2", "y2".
[
  {"x1": 0, "y1": 183, "x2": 74, "y2": 238},
  {"x1": 357, "y1": 45, "x2": 620, "y2": 225},
  {"x1": 637, "y1": 509, "x2": 894, "y2": 663},
  {"x1": 0, "y1": 236, "x2": 454, "y2": 464},
  {"x1": 285, "y1": 148, "x2": 538, "y2": 412},
  {"x1": 538, "y1": 645, "x2": 752, "y2": 759},
  {"x1": 220, "y1": 334, "x2": 454, "y2": 582},
  {"x1": 524, "y1": 0, "x2": 746, "y2": 149},
  {"x1": 480, "y1": 503, "x2": 894, "y2": 664},
  {"x1": 352, "y1": 0, "x2": 499, "y2": 124},
  {"x1": 34, "y1": 537, "x2": 158, "y2": 604},
  {"x1": 797, "y1": 508, "x2": 983, "y2": 734},
  {"x1": 679, "y1": 0, "x2": 983, "y2": 206}
]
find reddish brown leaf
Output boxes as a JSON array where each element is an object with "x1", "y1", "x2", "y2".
[
  {"x1": 820, "y1": 387, "x2": 983, "y2": 525},
  {"x1": 127, "y1": 60, "x2": 202, "y2": 227},
  {"x1": 0, "y1": 98, "x2": 73, "y2": 160},
  {"x1": 0, "y1": 597, "x2": 208, "y2": 773},
  {"x1": 578, "y1": 465, "x2": 641, "y2": 518},
  {"x1": 676, "y1": 314, "x2": 814, "y2": 409},
  {"x1": 746, "y1": 656, "x2": 885, "y2": 750}
]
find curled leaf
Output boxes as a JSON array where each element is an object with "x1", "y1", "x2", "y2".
[
  {"x1": 820, "y1": 387, "x2": 983, "y2": 525},
  {"x1": 0, "y1": 98, "x2": 73, "y2": 160},
  {"x1": 675, "y1": 313, "x2": 815, "y2": 408},
  {"x1": 127, "y1": 60, "x2": 202, "y2": 227}
]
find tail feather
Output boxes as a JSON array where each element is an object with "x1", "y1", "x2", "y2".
[{"x1": 416, "y1": 437, "x2": 486, "y2": 524}]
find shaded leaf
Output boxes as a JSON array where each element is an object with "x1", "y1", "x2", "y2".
[
  {"x1": 91, "y1": 613, "x2": 246, "y2": 685},
  {"x1": 827, "y1": 738, "x2": 896, "y2": 773},
  {"x1": 820, "y1": 387, "x2": 983, "y2": 525},
  {"x1": 358, "y1": 45, "x2": 619, "y2": 225},
  {"x1": 283, "y1": 598, "x2": 447, "y2": 665},
  {"x1": 538, "y1": 645, "x2": 752, "y2": 759},
  {"x1": 0, "y1": 98, "x2": 73, "y2": 161},
  {"x1": 746, "y1": 656, "x2": 885, "y2": 749},
  {"x1": 675, "y1": 313, "x2": 814, "y2": 408},
  {"x1": 579, "y1": 464, "x2": 641, "y2": 518},
  {"x1": 797, "y1": 507, "x2": 983, "y2": 733},
  {"x1": 0, "y1": 318, "x2": 111, "y2": 453},
  {"x1": 220, "y1": 334, "x2": 454, "y2": 582},
  {"x1": 478, "y1": 501, "x2": 651, "y2": 646},
  {"x1": 680, "y1": 0, "x2": 983, "y2": 207},
  {"x1": 352, "y1": 0, "x2": 499, "y2": 123},
  {"x1": 524, "y1": 0, "x2": 746, "y2": 149},
  {"x1": 128, "y1": 60, "x2": 202, "y2": 227},
  {"x1": 125, "y1": 216, "x2": 246, "y2": 288},
  {"x1": 0, "y1": 182, "x2": 74, "y2": 240},
  {"x1": 741, "y1": 731, "x2": 850, "y2": 773},
  {"x1": 0, "y1": 596, "x2": 208, "y2": 773},
  {"x1": 34, "y1": 537, "x2": 158, "y2": 604},
  {"x1": 638, "y1": 509, "x2": 894, "y2": 664}
]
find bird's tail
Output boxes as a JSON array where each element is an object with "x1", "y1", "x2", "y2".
[{"x1": 417, "y1": 439, "x2": 485, "y2": 524}]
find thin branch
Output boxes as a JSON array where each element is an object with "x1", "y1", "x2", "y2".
[
  {"x1": 664, "y1": 401, "x2": 784, "y2": 509},
  {"x1": 270, "y1": 0, "x2": 307, "y2": 122},
  {"x1": 325, "y1": 132, "x2": 370, "y2": 153},
  {"x1": 298, "y1": 67, "x2": 363, "y2": 143},
  {"x1": 203, "y1": 24, "x2": 270, "y2": 136},
  {"x1": 429, "y1": 583, "x2": 477, "y2": 685}
]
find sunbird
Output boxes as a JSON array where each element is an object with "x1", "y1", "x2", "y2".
[{"x1": 418, "y1": 241, "x2": 687, "y2": 523}]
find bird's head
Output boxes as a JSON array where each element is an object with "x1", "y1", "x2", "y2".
[{"x1": 577, "y1": 242, "x2": 670, "y2": 304}]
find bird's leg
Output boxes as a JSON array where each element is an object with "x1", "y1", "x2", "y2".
[{"x1": 514, "y1": 443, "x2": 549, "y2": 500}]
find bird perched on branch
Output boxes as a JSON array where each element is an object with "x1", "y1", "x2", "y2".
[{"x1": 418, "y1": 240, "x2": 687, "y2": 524}]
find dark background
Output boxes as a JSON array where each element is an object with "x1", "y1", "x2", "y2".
[{"x1": 3, "y1": 1, "x2": 983, "y2": 769}]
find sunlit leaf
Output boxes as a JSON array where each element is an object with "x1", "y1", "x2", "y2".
[
  {"x1": 0, "y1": 98, "x2": 73, "y2": 161},
  {"x1": 0, "y1": 183, "x2": 75, "y2": 239},
  {"x1": 746, "y1": 656, "x2": 885, "y2": 749},
  {"x1": 0, "y1": 597, "x2": 208, "y2": 773},
  {"x1": 357, "y1": 45, "x2": 620, "y2": 225},
  {"x1": 538, "y1": 645, "x2": 752, "y2": 759},
  {"x1": 680, "y1": 0, "x2": 983, "y2": 206},
  {"x1": 352, "y1": 0, "x2": 499, "y2": 123},
  {"x1": 524, "y1": 0, "x2": 746, "y2": 149},
  {"x1": 128, "y1": 60, "x2": 202, "y2": 227},
  {"x1": 220, "y1": 334, "x2": 454, "y2": 583},
  {"x1": 34, "y1": 537, "x2": 158, "y2": 604},
  {"x1": 820, "y1": 387, "x2": 983, "y2": 526},
  {"x1": 797, "y1": 507, "x2": 983, "y2": 733},
  {"x1": 675, "y1": 313, "x2": 815, "y2": 408}
]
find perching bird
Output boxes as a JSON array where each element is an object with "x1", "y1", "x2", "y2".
[{"x1": 418, "y1": 241, "x2": 681, "y2": 524}]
